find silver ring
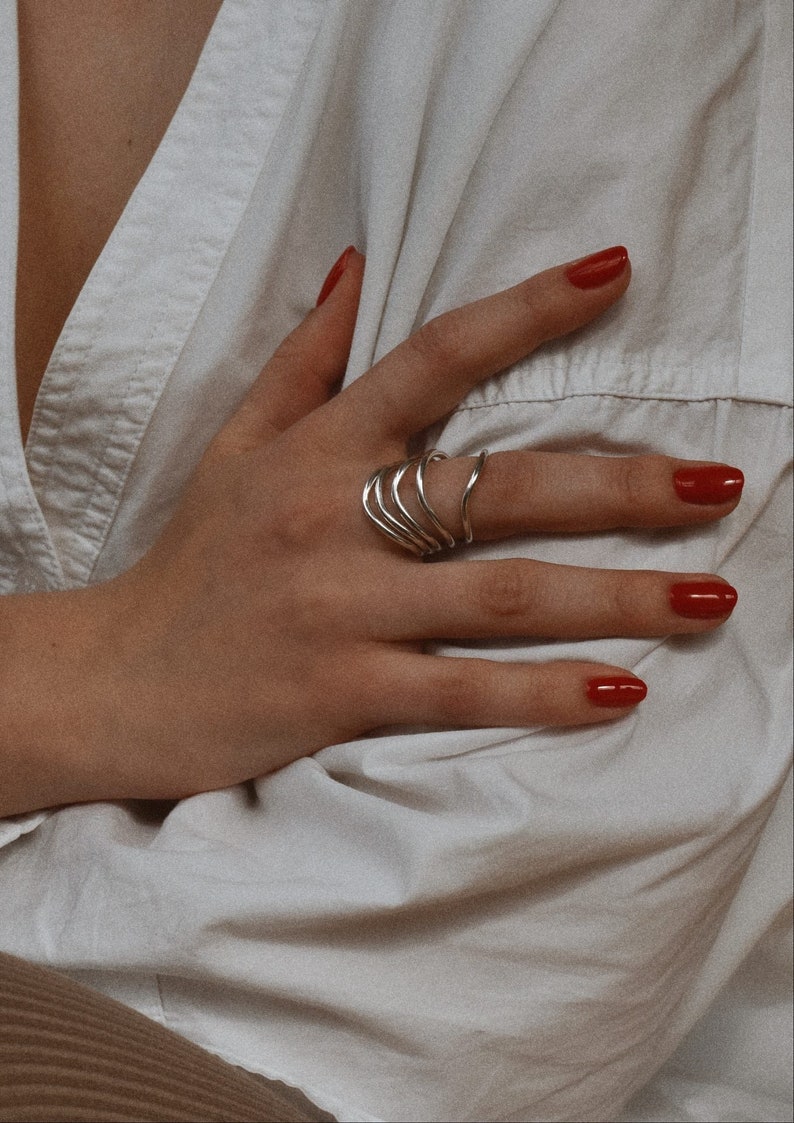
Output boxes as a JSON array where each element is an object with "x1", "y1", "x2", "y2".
[
  {"x1": 460, "y1": 449, "x2": 488, "y2": 544},
  {"x1": 362, "y1": 448, "x2": 489, "y2": 557}
]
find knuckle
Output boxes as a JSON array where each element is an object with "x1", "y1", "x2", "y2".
[
  {"x1": 263, "y1": 486, "x2": 339, "y2": 552},
  {"x1": 268, "y1": 569, "x2": 349, "y2": 645},
  {"x1": 268, "y1": 336, "x2": 299, "y2": 371},
  {"x1": 475, "y1": 561, "x2": 537, "y2": 622},
  {"x1": 358, "y1": 653, "x2": 412, "y2": 727},
  {"x1": 513, "y1": 283, "x2": 558, "y2": 348},
  {"x1": 405, "y1": 312, "x2": 466, "y2": 372},
  {"x1": 608, "y1": 575, "x2": 645, "y2": 631},
  {"x1": 615, "y1": 456, "x2": 657, "y2": 512}
]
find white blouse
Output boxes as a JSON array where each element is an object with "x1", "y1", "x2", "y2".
[{"x1": 1, "y1": 2, "x2": 791, "y2": 1121}]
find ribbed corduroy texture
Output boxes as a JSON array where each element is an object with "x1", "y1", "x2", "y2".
[{"x1": 0, "y1": 953, "x2": 335, "y2": 1122}]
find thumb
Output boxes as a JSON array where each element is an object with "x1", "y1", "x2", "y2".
[{"x1": 215, "y1": 247, "x2": 365, "y2": 452}]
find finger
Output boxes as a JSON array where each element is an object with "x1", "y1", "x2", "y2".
[
  {"x1": 213, "y1": 247, "x2": 365, "y2": 453},
  {"x1": 376, "y1": 560, "x2": 737, "y2": 641},
  {"x1": 329, "y1": 246, "x2": 630, "y2": 452},
  {"x1": 383, "y1": 654, "x2": 648, "y2": 729},
  {"x1": 394, "y1": 452, "x2": 744, "y2": 541}
]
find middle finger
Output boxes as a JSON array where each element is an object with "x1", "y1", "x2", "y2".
[{"x1": 378, "y1": 559, "x2": 738, "y2": 641}]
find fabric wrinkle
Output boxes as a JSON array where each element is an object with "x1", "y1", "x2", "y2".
[{"x1": 0, "y1": 2, "x2": 790, "y2": 1121}]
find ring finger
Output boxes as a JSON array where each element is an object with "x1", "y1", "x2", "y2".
[{"x1": 387, "y1": 451, "x2": 744, "y2": 542}]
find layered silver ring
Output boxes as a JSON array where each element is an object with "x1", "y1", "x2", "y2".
[{"x1": 362, "y1": 449, "x2": 489, "y2": 557}]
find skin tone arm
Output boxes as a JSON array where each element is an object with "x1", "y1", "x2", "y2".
[{"x1": 0, "y1": 246, "x2": 742, "y2": 817}]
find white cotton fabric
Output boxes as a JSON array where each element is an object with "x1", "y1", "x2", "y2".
[{"x1": 1, "y1": 1, "x2": 792, "y2": 1120}]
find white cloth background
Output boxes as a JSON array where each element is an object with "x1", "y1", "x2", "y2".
[{"x1": 0, "y1": 2, "x2": 791, "y2": 1120}]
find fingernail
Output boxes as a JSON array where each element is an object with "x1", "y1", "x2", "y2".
[
  {"x1": 565, "y1": 245, "x2": 628, "y2": 289},
  {"x1": 586, "y1": 676, "x2": 648, "y2": 707},
  {"x1": 669, "y1": 580, "x2": 738, "y2": 618},
  {"x1": 316, "y1": 246, "x2": 355, "y2": 307},
  {"x1": 673, "y1": 465, "x2": 744, "y2": 505}
]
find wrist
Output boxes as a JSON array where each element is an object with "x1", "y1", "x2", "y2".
[{"x1": 0, "y1": 585, "x2": 117, "y2": 815}]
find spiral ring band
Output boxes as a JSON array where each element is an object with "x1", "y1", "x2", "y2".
[{"x1": 362, "y1": 449, "x2": 489, "y2": 557}]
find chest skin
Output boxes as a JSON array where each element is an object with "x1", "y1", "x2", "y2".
[{"x1": 14, "y1": 0, "x2": 222, "y2": 444}]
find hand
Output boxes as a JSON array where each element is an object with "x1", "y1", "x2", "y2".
[{"x1": 2, "y1": 246, "x2": 742, "y2": 810}]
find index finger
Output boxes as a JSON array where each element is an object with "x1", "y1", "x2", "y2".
[{"x1": 325, "y1": 246, "x2": 630, "y2": 455}]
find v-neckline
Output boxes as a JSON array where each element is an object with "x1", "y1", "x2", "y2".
[
  {"x1": 0, "y1": 0, "x2": 327, "y2": 591},
  {"x1": 21, "y1": 1, "x2": 230, "y2": 460},
  {"x1": 14, "y1": 0, "x2": 226, "y2": 447}
]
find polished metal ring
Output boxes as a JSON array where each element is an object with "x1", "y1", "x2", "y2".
[
  {"x1": 362, "y1": 448, "x2": 489, "y2": 557},
  {"x1": 460, "y1": 449, "x2": 488, "y2": 544}
]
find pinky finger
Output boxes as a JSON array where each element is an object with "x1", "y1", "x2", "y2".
[{"x1": 391, "y1": 656, "x2": 648, "y2": 729}]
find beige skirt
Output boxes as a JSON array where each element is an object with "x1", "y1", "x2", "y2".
[{"x1": 0, "y1": 951, "x2": 333, "y2": 1123}]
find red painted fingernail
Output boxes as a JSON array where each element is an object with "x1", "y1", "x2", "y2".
[
  {"x1": 586, "y1": 676, "x2": 648, "y2": 707},
  {"x1": 669, "y1": 580, "x2": 738, "y2": 618},
  {"x1": 565, "y1": 245, "x2": 629, "y2": 289},
  {"x1": 316, "y1": 246, "x2": 355, "y2": 307},
  {"x1": 673, "y1": 465, "x2": 744, "y2": 505}
]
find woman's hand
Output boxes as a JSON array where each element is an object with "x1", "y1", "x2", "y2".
[{"x1": 1, "y1": 246, "x2": 742, "y2": 812}]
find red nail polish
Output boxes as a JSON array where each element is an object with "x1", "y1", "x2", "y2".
[
  {"x1": 673, "y1": 465, "x2": 744, "y2": 505},
  {"x1": 316, "y1": 246, "x2": 355, "y2": 307},
  {"x1": 669, "y1": 581, "x2": 738, "y2": 618},
  {"x1": 565, "y1": 246, "x2": 628, "y2": 289},
  {"x1": 586, "y1": 676, "x2": 648, "y2": 707}
]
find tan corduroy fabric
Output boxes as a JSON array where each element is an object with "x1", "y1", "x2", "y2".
[{"x1": 0, "y1": 952, "x2": 335, "y2": 1122}]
